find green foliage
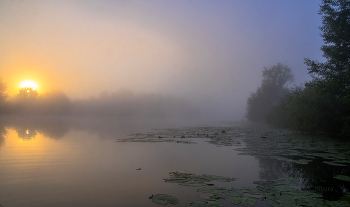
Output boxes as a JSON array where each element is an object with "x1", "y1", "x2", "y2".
[
  {"x1": 265, "y1": 104, "x2": 289, "y2": 128},
  {"x1": 267, "y1": 0, "x2": 350, "y2": 136},
  {"x1": 306, "y1": 0, "x2": 350, "y2": 78},
  {"x1": 271, "y1": 82, "x2": 343, "y2": 133},
  {"x1": 268, "y1": 80, "x2": 348, "y2": 134},
  {"x1": 246, "y1": 63, "x2": 294, "y2": 123},
  {"x1": 307, "y1": 0, "x2": 350, "y2": 135},
  {"x1": 151, "y1": 194, "x2": 179, "y2": 206}
]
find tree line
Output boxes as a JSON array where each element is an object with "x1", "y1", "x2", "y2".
[
  {"x1": 0, "y1": 83, "x2": 198, "y2": 119},
  {"x1": 246, "y1": 0, "x2": 350, "y2": 136}
]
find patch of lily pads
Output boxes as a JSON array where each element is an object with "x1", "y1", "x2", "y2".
[
  {"x1": 188, "y1": 200, "x2": 222, "y2": 207},
  {"x1": 118, "y1": 126, "x2": 244, "y2": 147},
  {"x1": 334, "y1": 175, "x2": 350, "y2": 182},
  {"x1": 231, "y1": 197, "x2": 256, "y2": 206},
  {"x1": 119, "y1": 123, "x2": 350, "y2": 169},
  {"x1": 150, "y1": 194, "x2": 179, "y2": 206},
  {"x1": 158, "y1": 173, "x2": 350, "y2": 207},
  {"x1": 234, "y1": 129, "x2": 350, "y2": 168},
  {"x1": 163, "y1": 172, "x2": 236, "y2": 187},
  {"x1": 124, "y1": 123, "x2": 350, "y2": 206}
]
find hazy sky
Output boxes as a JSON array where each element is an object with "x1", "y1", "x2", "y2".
[{"x1": 0, "y1": 0, "x2": 324, "y2": 120}]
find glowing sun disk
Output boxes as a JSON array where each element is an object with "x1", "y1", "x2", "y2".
[{"x1": 19, "y1": 80, "x2": 39, "y2": 90}]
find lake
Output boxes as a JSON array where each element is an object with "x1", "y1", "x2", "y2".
[{"x1": 0, "y1": 116, "x2": 349, "y2": 207}]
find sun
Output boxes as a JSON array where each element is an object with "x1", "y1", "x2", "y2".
[{"x1": 19, "y1": 80, "x2": 39, "y2": 90}]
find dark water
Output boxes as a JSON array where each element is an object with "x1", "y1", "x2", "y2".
[{"x1": 0, "y1": 116, "x2": 349, "y2": 207}]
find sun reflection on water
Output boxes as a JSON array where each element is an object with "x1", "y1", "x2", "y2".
[{"x1": 17, "y1": 128, "x2": 38, "y2": 141}]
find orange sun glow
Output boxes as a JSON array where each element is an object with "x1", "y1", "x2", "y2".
[{"x1": 19, "y1": 80, "x2": 39, "y2": 90}]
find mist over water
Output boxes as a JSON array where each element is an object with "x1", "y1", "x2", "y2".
[
  {"x1": 1, "y1": 1, "x2": 349, "y2": 206},
  {"x1": 0, "y1": 1, "x2": 324, "y2": 122}
]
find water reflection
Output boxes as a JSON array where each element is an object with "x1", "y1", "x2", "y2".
[
  {"x1": 0, "y1": 116, "x2": 205, "y2": 147},
  {"x1": 256, "y1": 145, "x2": 350, "y2": 200},
  {"x1": 0, "y1": 116, "x2": 210, "y2": 207},
  {"x1": 0, "y1": 117, "x2": 349, "y2": 206},
  {"x1": 17, "y1": 127, "x2": 37, "y2": 140},
  {"x1": 0, "y1": 124, "x2": 7, "y2": 148},
  {"x1": 0, "y1": 116, "x2": 70, "y2": 141}
]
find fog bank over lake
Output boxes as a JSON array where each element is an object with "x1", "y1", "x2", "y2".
[{"x1": 0, "y1": 1, "x2": 324, "y2": 121}]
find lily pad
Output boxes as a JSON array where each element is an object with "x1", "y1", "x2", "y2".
[
  {"x1": 164, "y1": 178, "x2": 188, "y2": 183},
  {"x1": 231, "y1": 197, "x2": 245, "y2": 205},
  {"x1": 273, "y1": 178, "x2": 299, "y2": 186},
  {"x1": 324, "y1": 200, "x2": 350, "y2": 207},
  {"x1": 295, "y1": 197, "x2": 327, "y2": 207},
  {"x1": 323, "y1": 161, "x2": 347, "y2": 167},
  {"x1": 292, "y1": 159, "x2": 311, "y2": 165},
  {"x1": 241, "y1": 197, "x2": 257, "y2": 206},
  {"x1": 188, "y1": 200, "x2": 222, "y2": 207},
  {"x1": 164, "y1": 172, "x2": 236, "y2": 187},
  {"x1": 151, "y1": 194, "x2": 179, "y2": 206},
  {"x1": 201, "y1": 174, "x2": 236, "y2": 182},
  {"x1": 242, "y1": 193, "x2": 265, "y2": 200},
  {"x1": 199, "y1": 193, "x2": 227, "y2": 201},
  {"x1": 231, "y1": 197, "x2": 256, "y2": 206},
  {"x1": 334, "y1": 175, "x2": 350, "y2": 181},
  {"x1": 179, "y1": 180, "x2": 207, "y2": 187},
  {"x1": 197, "y1": 187, "x2": 232, "y2": 194}
]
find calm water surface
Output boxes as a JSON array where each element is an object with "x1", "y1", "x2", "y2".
[{"x1": 0, "y1": 116, "x2": 348, "y2": 207}]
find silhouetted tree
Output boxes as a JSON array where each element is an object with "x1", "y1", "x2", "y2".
[
  {"x1": 246, "y1": 63, "x2": 294, "y2": 123},
  {"x1": 17, "y1": 87, "x2": 39, "y2": 101},
  {"x1": 304, "y1": 0, "x2": 350, "y2": 134},
  {"x1": 37, "y1": 90, "x2": 72, "y2": 115},
  {"x1": 0, "y1": 78, "x2": 8, "y2": 103},
  {"x1": 305, "y1": 0, "x2": 350, "y2": 88},
  {"x1": 269, "y1": 0, "x2": 350, "y2": 135}
]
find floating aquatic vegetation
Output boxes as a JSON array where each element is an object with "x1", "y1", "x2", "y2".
[
  {"x1": 231, "y1": 197, "x2": 256, "y2": 206},
  {"x1": 179, "y1": 180, "x2": 207, "y2": 187},
  {"x1": 198, "y1": 193, "x2": 227, "y2": 201},
  {"x1": 150, "y1": 194, "x2": 179, "y2": 206},
  {"x1": 118, "y1": 126, "x2": 246, "y2": 147},
  {"x1": 197, "y1": 177, "x2": 350, "y2": 207},
  {"x1": 323, "y1": 200, "x2": 350, "y2": 207},
  {"x1": 197, "y1": 186, "x2": 236, "y2": 196},
  {"x1": 295, "y1": 197, "x2": 327, "y2": 207},
  {"x1": 254, "y1": 177, "x2": 299, "y2": 187},
  {"x1": 159, "y1": 166, "x2": 349, "y2": 206},
  {"x1": 188, "y1": 200, "x2": 222, "y2": 207},
  {"x1": 323, "y1": 161, "x2": 348, "y2": 167},
  {"x1": 125, "y1": 123, "x2": 350, "y2": 206},
  {"x1": 242, "y1": 193, "x2": 265, "y2": 200},
  {"x1": 163, "y1": 172, "x2": 236, "y2": 187},
  {"x1": 334, "y1": 175, "x2": 350, "y2": 182}
]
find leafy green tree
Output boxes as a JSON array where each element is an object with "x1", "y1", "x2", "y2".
[
  {"x1": 305, "y1": 0, "x2": 350, "y2": 83},
  {"x1": 305, "y1": 0, "x2": 350, "y2": 105},
  {"x1": 273, "y1": 83, "x2": 341, "y2": 132},
  {"x1": 268, "y1": 0, "x2": 350, "y2": 135},
  {"x1": 246, "y1": 63, "x2": 294, "y2": 123},
  {"x1": 304, "y1": 0, "x2": 350, "y2": 134}
]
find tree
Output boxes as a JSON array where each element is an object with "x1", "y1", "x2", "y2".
[
  {"x1": 0, "y1": 78, "x2": 8, "y2": 103},
  {"x1": 267, "y1": 0, "x2": 350, "y2": 135},
  {"x1": 17, "y1": 87, "x2": 39, "y2": 101},
  {"x1": 305, "y1": 0, "x2": 350, "y2": 102},
  {"x1": 246, "y1": 63, "x2": 294, "y2": 123},
  {"x1": 302, "y1": 0, "x2": 350, "y2": 134}
]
